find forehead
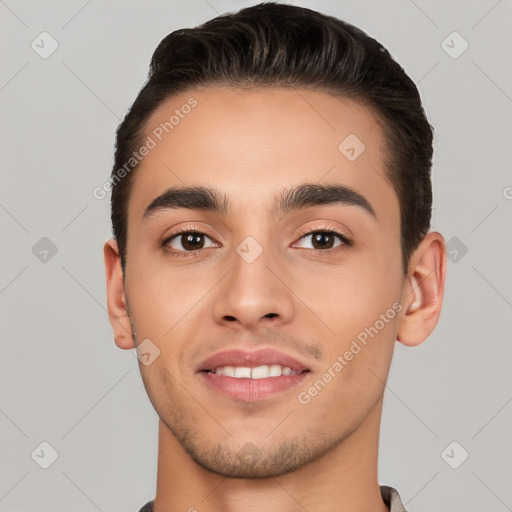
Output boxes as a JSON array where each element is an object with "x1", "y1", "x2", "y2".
[{"x1": 127, "y1": 86, "x2": 398, "y2": 227}]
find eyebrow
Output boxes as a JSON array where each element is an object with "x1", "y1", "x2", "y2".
[{"x1": 142, "y1": 183, "x2": 377, "y2": 222}]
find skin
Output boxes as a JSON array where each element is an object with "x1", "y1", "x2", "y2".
[{"x1": 104, "y1": 87, "x2": 446, "y2": 512}]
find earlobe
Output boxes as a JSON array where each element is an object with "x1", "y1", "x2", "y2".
[
  {"x1": 397, "y1": 232, "x2": 447, "y2": 347},
  {"x1": 104, "y1": 238, "x2": 135, "y2": 350}
]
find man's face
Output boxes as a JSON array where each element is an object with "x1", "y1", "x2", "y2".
[{"x1": 122, "y1": 87, "x2": 405, "y2": 477}]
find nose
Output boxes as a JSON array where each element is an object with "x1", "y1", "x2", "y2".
[{"x1": 212, "y1": 241, "x2": 295, "y2": 331}]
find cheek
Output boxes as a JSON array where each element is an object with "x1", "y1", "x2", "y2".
[
  {"x1": 126, "y1": 256, "x2": 206, "y2": 331},
  {"x1": 295, "y1": 252, "x2": 402, "y2": 392},
  {"x1": 125, "y1": 258, "x2": 220, "y2": 378},
  {"x1": 304, "y1": 310, "x2": 398, "y2": 426},
  {"x1": 296, "y1": 252, "x2": 402, "y2": 333}
]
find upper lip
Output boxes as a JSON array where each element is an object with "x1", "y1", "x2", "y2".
[{"x1": 197, "y1": 348, "x2": 311, "y2": 373}]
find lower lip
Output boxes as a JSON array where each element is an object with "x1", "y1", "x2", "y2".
[{"x1": 200, "y1": 371, "x2": 309, "y2": 401}]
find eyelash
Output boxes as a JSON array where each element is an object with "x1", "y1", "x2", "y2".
[{"x1": 160, "y1": 224, "x2": 353, "y2": 258}]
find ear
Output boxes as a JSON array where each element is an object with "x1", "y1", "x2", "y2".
[
  {"x1": 397, "y1": 231, "x2": 447, "y2": 346},
  {"x1": 104, "y1": 238, "x2": 135, "y2": 350}
]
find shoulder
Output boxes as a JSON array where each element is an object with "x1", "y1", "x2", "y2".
[
  {"x1": 138, "y1": 500, "x2": 154, "y2": 512},
  {"x1": 139, "y1": 489, "x2": 406, "y2": 512},
  {"x1": 380, "y1": 485, "x2": 408, "y2": 512}
]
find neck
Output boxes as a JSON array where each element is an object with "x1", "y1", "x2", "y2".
[{"x1": 153, "y1": 396, "x2": 388, "y2": 512}]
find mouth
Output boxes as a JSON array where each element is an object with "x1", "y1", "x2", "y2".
[
  {"x1": 205, "y1": 364, "x2": 302, "y2": 378},
  {"x1": 197, "y1": 348, "x2": 311, "y2": 401}
]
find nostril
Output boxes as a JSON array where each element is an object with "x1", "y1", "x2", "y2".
[{"x1": 265, "y1": 313, "x2": 278, "y2": 319}]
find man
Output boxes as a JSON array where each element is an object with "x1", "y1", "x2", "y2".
[{"x1": 104, "y1": 3, "x2": 446, "y2": 511}]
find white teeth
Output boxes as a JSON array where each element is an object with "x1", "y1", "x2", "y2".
[
  {"x1": 234, "y1": 367, "x2": 252, "y2": 378},
  {"x1": 221, "y1": 366, "x2": 235, "y2": 377},
  {"x1": 251, "y1": 365, "x2": 270, "y2": 378},
  {"x1": 211, "y1": 365, "x2": 298, "y2": 378},
  {"x1": 269, "y1": 364, "x2": 282, "y2": 377}
]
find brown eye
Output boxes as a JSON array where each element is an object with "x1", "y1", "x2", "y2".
[
  {"x1": 166, "y1": 232, "x2": 216, "y2": 252},
  {"x1": 180, "y1": 233, "x2": 205, "y2": 250},
  {"x1": 295, "y1": 230, "x2": 348, "y2": 250},
  {"x1": 310, "y1": 232, "x2": 336, "y2": 249}
]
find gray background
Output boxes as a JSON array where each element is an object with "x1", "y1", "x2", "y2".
[{"x1": 0, "y1": 0, "x2": 511, "y2": 511}]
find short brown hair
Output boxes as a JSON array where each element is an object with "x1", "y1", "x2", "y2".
[{"x1": 111, "y1": 2, "x2": 434, "y2": 274}]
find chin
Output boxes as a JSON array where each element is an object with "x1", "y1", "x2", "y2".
[{"x1": 189, "y1": 443, "x2": 308, "y2": 479}]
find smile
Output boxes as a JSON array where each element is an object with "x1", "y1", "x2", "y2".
[{"x1": 207, "y1": 364, "x2": 299, "y2": 378}]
